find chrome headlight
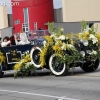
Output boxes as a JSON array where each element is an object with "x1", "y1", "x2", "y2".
[{"x1": 82, "y1": 40, "x2": 88, "y2": 46}]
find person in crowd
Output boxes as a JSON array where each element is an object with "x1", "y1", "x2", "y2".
[
  {"x1": 1, "y1": 36, "x2": 11, "y2": 47},
  {"x1": 39, "y1": 27, "x2": 43, "y2": 37},
  {"x1": 10, "y1": 36, "x2": 16, "y2": 45},
  {"x1": 15, "y1": 34, "x2": 30, "y2": 45}
]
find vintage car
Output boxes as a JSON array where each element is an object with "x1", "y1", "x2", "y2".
[
  {"x1": 0, "y1": 30, "x2": 49, "y2": 77},
  {"x1": 0, "y1": 30, "x2": 99, "y2": 77},
  {"x1": 31, "y1": 40, "x2": 99, "y2": 76}
]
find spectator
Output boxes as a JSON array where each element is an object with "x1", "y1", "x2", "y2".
[
  {"x1": 39, "y1": 27, "x2": 43, "y2": 36},
  {"x1": 15, "y1": 33, "x2": 30, "y2": 45},
  {"x1": 10, "y1": 36, "x2": 16, "y2": 45},
  {"x1": 1, "y1": 36, "x2": 10, "y2": 47}
]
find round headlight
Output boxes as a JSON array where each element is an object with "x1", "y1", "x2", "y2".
[{"x1": 82, "y1": 40, "x2": 88, "y2": 46}]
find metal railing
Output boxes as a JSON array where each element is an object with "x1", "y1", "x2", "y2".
[{"x1": 26, "y1": 30, "x2": 50, "y2": 40}]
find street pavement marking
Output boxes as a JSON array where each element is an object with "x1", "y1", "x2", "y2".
[{"x1": 0, "y1": 89, "x2": 80, "y2": 100}]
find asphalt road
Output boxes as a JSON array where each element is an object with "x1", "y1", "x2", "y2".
[{"x1": 0, "y1": 66, "x2": 100, "y2": 100}]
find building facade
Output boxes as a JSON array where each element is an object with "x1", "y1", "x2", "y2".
[
  {"x1": 0, "y1": 6, "x2": 13, "y2": 40},
  {"x1": 11, "y1": 0, "x2": 54, "y2": 33},
  {"x1": 0, "y1": 6, "x2": 8, "y2": 29},
  {"x1": 62, "y1": 0, "x2": 100, "y2": 22},
  {"x1": 61, "y1": 0, "x2": 100, "y2": 32},
  {"x1": 1, "y1": 0, "x2": 100, "y2": 34}
]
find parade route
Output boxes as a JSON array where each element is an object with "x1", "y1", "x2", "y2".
[{"x1": 0, "y1": 66, "x2": 100, "y2": 100}]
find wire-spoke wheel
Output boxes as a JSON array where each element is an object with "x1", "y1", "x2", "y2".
[
  {"x1": 30, "y1": 47, "x2": 41, "y2": 68},
  {"x1": 49, "y1": 54, "x2": 68, "y2": 76}
]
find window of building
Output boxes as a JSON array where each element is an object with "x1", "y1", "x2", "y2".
[
  {"x1": 87, "y1": 23, "x2": 94, "y2": 28},
  {"x1": 17, "y1": 19, "x2": 20, "y2": 24},
  {"x1": 14, "y1": 19, "x2": 20, "y2": 25},
  {"x1": 24, "y1": 8, "x2": 28, "y2": 23},
  {"x1": 89, "y1": 23, "x2": 94, "y2": 28}
]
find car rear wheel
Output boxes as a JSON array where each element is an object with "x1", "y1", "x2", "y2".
[
  {"x1": 49, "y1": 54, "x2": 68, "y2": 76},
  {"x1": 0, "y1": 71, "x2": 3, "y2": 78},
  {"x1": 81, "y1": 58, "x2": 99, "y2": 72},
  {"x1": 0, "y1": 64, "x2": 3, "y2": 78},
  {"x1": 30, "y1": 47, "x2": 41, "y2": 68}
]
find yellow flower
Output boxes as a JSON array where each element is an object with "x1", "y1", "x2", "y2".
[
  {"x1": 44, "y1": 36, "x2": 53, "y2": 44},
  {"x1": 83, "y1": 32, "x2": 89, "y2": 40},
  {"x1": 14, "y1": 53, "x2": 31, "y2": 71},
  {"x1": 14, "y1": 63, "x2": 21, "y2": 70},
  {"x1": 66, "y1": 33, "x2": 75, "y2": 39},
  {"x1": 95, "y1": 33, "x2": 100, "y2": 45},
  {"x1": 39, "y1": 36, "x2": 54, "y2": 67},
  {"x1": 77, "y1": 33, "x2": 83, "y2": 39},
  {"x1": 70, "y1": 40, "x2": 75, "y2": 45},
  {"x1": 39, "y1": 47, "x2": 48, "y2": 67},
  {"x1": 0, "y1": 51, "x2": 6, "y2": 64},
  {"x1": 52, "y1": 40, "x2": 64, "y2": 56},
  {"x1": 52, "y1": 45, "x2": 58, "y2": 51},
  {"x1": 77, "y1": 32, "x2": 89, "y2": 40}
]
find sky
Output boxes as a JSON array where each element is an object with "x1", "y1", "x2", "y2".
[{"x1": 0, "y1": 0, "x2": 62, "y2": 14}]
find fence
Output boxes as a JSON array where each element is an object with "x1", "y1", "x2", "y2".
[{"x1": 26, "y1": 30, "x2": 50, "y2": 40}]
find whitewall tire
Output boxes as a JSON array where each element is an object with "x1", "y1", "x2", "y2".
[
  {"x1": 49, "y1": 54, "x2": 68, "y2": 76},
  {"x1": 30, "y1": 47, "x2": 42, "y2": 68}
]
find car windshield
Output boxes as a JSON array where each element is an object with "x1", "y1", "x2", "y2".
[{"x1": 26, "y1": 30, "x2": 50, "y2": 40}]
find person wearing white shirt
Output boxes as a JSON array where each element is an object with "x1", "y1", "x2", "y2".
[
  {"x1": 1, "y1": 36, "x2": 11, "y2": 47},
  {"x1": 15, "y1": 35, "x2": 30, "y2": 45}
]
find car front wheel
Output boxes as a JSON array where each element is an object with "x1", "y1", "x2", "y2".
[
  {"x1": 49, "y1": 54, "x2": 68, "y2": 76},
  {"x1": 30, "y1": 47, "x2": 41, "y2": 68}
]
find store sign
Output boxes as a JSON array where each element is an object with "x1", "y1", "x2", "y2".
[{"x1": 6, "y1": 50, "x2": 21, "y2": 64}]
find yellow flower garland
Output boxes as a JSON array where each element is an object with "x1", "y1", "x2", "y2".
[
  {"x1": 39, "y1": 36, "x2": 54, "y2": 67},
  {"x1": 95, "y1": 33, "x2": 100, "y2": 45},
  {"x1": 39, "y1": 34, "x2": 76, "y2": 67},
  {"x1": 14, "y1": 54, "x2": 31, "y2": 70},
  {"x1": 0, "y1": 51, "x2": 6, "y2": 64},
  {"x1": 52, "y1": 40, "x2": 64, "y2": 56},
  {"x1": 77, "y1": 31, "x2": 89, "y2": 40}
]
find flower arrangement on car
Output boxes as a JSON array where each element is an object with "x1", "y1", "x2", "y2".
[
  {"x1": 77, "y1": 21, "x2": 100, "y2": 60},
  {"x1": 14, "y1": 51, "x2": 36, "y2": 78},
  {"x1": 34, "y1": 21, "x2": 100, "y2": 76},
  {"x1": 38, "y1": 23, "x2": 83, "y2": 76},
  {"x1": 11, "y1": 21, "x2": 100, "y2": 77}
]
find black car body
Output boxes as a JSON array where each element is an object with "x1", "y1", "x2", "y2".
[{"x1": 0, "y1": 30, "x2": 49, "y2": 72}]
